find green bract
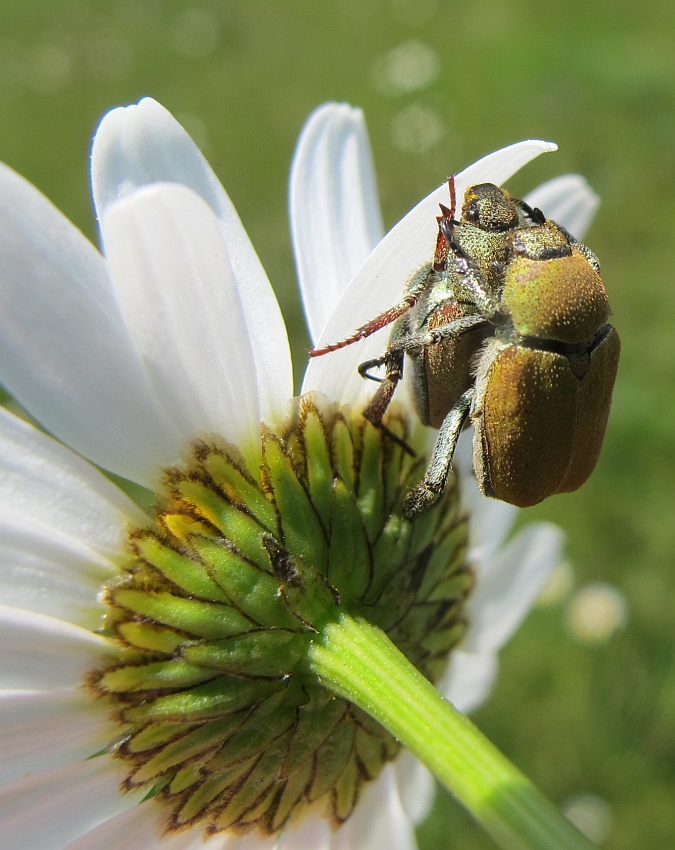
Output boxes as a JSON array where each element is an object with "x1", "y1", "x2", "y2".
[{"x1": 91, "y1": 396, "x2": 472, "y2": 837}]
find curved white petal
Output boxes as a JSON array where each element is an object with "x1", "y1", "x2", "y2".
[
  {"x1": 454, "y1": 434, "x2": 519, "y2": 565},
  {"x1": 280, "y1": 814, "x2": 332, "y2": 850},
  {"x1": 0, "y1": 756, "x2": 143, "y2": 850},
  {"x1": 290, "y1": 103, "x2": 384, "y2": 343},
  {"x1": 101, "y1": 183, "x2": 262, "y2": 455},
  {"x1": 394, "y1": 749, "x2": 435, "y2": 825},
  {"x1": 334, "y1": 764, "x2": 416, "y2": 850},
  {"x1": 62, "y1": 799, "x2": 234, "y2": 850},
  {"x1": 524, "y1": 174, "x2": 600, "y2": 241},
  {"x1": 0, "y1": 605, "x2": 112, "y2": 689},
  {"x1": 302, "y1": 139, "x2": 557, "y2": 405},
  {"x1": 439, "y1": 649, "x2": 499, "y2": 715},
  {"x1": 465, "y1": 522, "x2": 564, "y2": 654},
  {"x1": 0, "y1": 407, "x2": 141, "y2": 553},
  {"x1": 0, "y1": 508, "x2": 112, "y2": 628},
  {"x1": 0, "y1": 163, "x2": 183, "y2": 487},
  {"x1": 91, "y1": 97, "x2": 292, "y2": 423},
  {"x1": 0, "y1": 408, "x2": 142, "y2": 626},
  {"x1": 0, "y1": 690, "x2": 110, "y2": 786}
]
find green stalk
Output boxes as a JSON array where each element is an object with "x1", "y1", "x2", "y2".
[{"x1": 308, "y1": 613, "x2": 596, "y2": 850}]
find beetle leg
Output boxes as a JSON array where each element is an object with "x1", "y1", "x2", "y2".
[
  {"x1": 402, "y1": 388, "x2": 474, "y2": 517},
  {"x1": 356, "y1": 322, "x2": 416, "y2": 456},
  {"x1": 386, "y1": 314, "x2": 490, "y2": 354}
]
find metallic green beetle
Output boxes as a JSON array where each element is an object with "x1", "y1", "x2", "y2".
[{"x1": 311, "y1": 179, "x2": 620, "y2": 516}]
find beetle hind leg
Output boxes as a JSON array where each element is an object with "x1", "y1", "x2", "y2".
[{"x1": 403, "y1": 388, "x2": 473, "y2": 518}]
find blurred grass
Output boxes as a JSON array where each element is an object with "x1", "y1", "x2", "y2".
[{"x1": 1, "y1": 0, "x2": 675, "y2": 846}]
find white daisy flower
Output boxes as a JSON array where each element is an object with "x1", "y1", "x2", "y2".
[{"x1": 0, "y1": 98, "x2": 599, "y2": 850}]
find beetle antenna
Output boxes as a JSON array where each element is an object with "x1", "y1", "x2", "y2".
[
  {"x1": 309, "y1": 291, "x2": 424, "y2": 357},
  {"x1": 447, "y1": 174, "x2": 457, "y2": 220}
]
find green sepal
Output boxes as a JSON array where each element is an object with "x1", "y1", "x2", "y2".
[
  {"x1": 334, "y1": 752, "x2": 359, "y2": 822},
  {"x1": 355, "y1": 725, "x2": 387, "y2": 779},
  {"x1": 198, "y1": 447, "x2": 279, "y2": 533},
  {"x1": 174, "y1": 478, "x2": 272, "y2": 571},
  {"x1": 268, "y1": 757, "x2": 315, "y2": 832},
  {"x1": 262, "y1": 431, "x2": 328, "y2": 573},
  {"x1": 301, "y1": 407, "x2": 334, "y2": 529},
  {"x1": 281, "y1": 686, "x2": 347, "y2": 774},
  {"x1": 416, "y1": 521, "x2": 468, "y2": 600},
  {"x1": 174, "y1": 756, "x2": 258, "y2": 825},
  {"x1": 132, "y1": 715, "x2": 245, "y2": 784},
  {"x1": 133, "y1": 533, "x2": 230, "y2": 602},
  {"x1": 308, "y1": 718, "x2": 356, "y2": 801},
  {"x1": 181, "y1": 630, "x2": 309, "y2": 678},
  {"x1": 117, "y1": 621, "x2": 186, "y2": 654},
  {"x1": 127, "y1": 721, "x2": 194, "y2": 753},
  {"x1": 208, "y1": 685, "x2": 301, "y2": 768},
  {"x1": 357, "y1": 423, "x2": 385, "y2": 541},
  {"x1": 425, "y1": 569, "x2": 475, "y2": 603},
  {"x1": 262, "y1": 535, "x2": 339, "y2": 628},
  {"x1": 111, "y1": 589, "x2": 252, "y2": 640},
  {"x1": 123, "y1": 677, "x2": 285, "y2": 723},
  {"x1": 189, "y1": 536, "x2": 300, "y2": 629},
  {"x1": 421, "y1": 621, "x2": 467, "y2": 655},
  {"x1": 327, "y1": 478, "x2": 371, "y2": 602},
  {"x1": 100, "y1": 659, "x2": 215, "y2": 693},
  {"x1": 169, "y1": 762, "x2": 204, "y2": 794},
  {"x1": 331, "y1": 417, "x2": 356, "y2": 492},
  {"x1": 213, "y1": 730, "x2": 292, "y2": 831},
  {"x1": 366, "y1": 512, "x2": 413, "y2": 604}
]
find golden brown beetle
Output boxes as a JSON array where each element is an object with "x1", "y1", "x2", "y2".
[{"x1": 310, "y1": 179, "x2": 620, "y2": 515}]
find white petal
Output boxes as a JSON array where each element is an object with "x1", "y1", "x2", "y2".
[
  {"x1": 101, "y1": 183, "x2": 262, "y2": 454},
  {"x1": 0, "y1": 689, "x2": 111, "y2": 786},
  {"x1": 394, "y1": 749, "x2": 435, "y2": 824},
  {"x1": 0, "y1": 605, "x2": 112, "y2": 689},
  {"x1": 0, "y1": 408, "x2": 142, "y2": 626},
  {"x1": 438, "y1": 649, "x2": 499, "y2": 715},
  {"x1": 62, "y1": 799, "x2": 232, "y2": 850},
  {"x1": 91, "y1": 97, "x2": 292, "y2": 423},
  {"x1": 0, "y1": 407, "x2": 141, "y2": 555},
  {"x1": 455, "y1": 434, "x2": 518, "y2": 565},
  {"x1": 465, "y1": 522, "x2": 565, "y2": 654},
  {"x1": 0, "y1": 508, "x2": 111, "y2": 629},
  {"x1": 0, "y1": 756, "x2": 142, "y2": 850},
  {"x1": 280, "y1": 814, "x2": 332, "y2": 850},
  {"x1": 302, "y1": 140, "x2": 557, "y2": 405},
  {"x1": 524, "y1": 174, "x2": 600, "y2": 240},
  {"x1": 0, "y1": 163, "x2": 182, "y2": 487},
  {"x1": 333, "y1": 765, "x2": 416, "y2": 850},
  {"x1": 290, "y1": 103, "x2": 384, "y2": 343}
]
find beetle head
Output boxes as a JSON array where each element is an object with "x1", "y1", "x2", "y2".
[{"x1": 461, "y1": 183, "x2": 520, "y2": 232}]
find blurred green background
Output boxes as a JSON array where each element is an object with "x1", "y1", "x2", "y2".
[{"x1": 1, "y1": 0, "x2": 674, "y2": 847}]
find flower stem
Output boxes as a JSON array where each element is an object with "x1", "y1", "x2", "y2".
[{"x1": 308, "y1": 613, "x2": 597, "y2": 850}]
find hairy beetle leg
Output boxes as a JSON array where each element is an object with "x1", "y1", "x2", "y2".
[
  {"x1": 360, "y1": 351, "x2": 416, "y2": 456},
  {"x1": 403, "y1": 388, "x2": 473, "y2": 518},
  {"x1": 386, "y1": 315, "x2": 491, "y2": 355}
]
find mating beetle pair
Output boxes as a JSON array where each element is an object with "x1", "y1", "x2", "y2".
[{"x1": 311, "y1": 178, "x2": 620, "y2": 516}]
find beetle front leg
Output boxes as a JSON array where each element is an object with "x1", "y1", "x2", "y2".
[
  {"x1": 358, "y1": 321, "x2": 416, "y2": 456},
  {"x1": 386, "y1": 314, "x2": 491, "y2": 355},
  {"x1": 402, "y1": 388, "x2": 473, "y2": 517}
]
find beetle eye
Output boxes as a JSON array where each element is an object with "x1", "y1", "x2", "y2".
[{"x1": 464, "y1": 205, "x2": 480, "y2": 224}]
